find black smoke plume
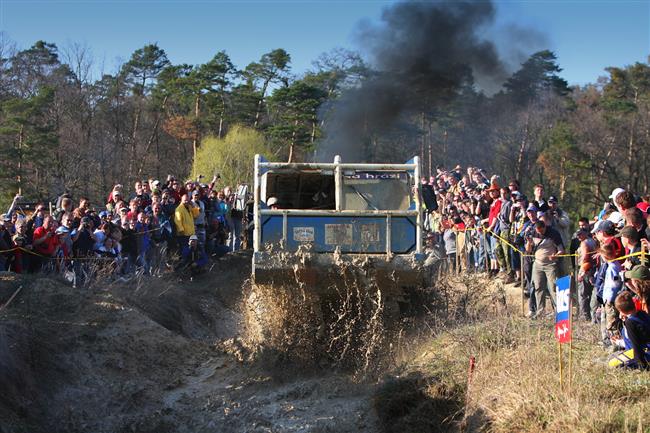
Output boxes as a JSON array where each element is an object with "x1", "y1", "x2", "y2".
[{"x1": 316, "y1": 1, "x2": 534, "y2": 162}]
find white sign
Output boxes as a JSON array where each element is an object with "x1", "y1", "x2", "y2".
[{"x1": 293, "y1": 227, "x2": 315, "y2": 242}]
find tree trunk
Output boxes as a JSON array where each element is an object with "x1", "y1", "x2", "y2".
[
  {"x1": 218, "y1": 94, "x2": 226, "y2": 138},
  {"x1": 254, "y1": 80, "x2": 270, "y2": 128},
  {"x1": 442, "y1": 130, "x2": 448, "y2": 168},
  {"x1": 137, "y1": 95, "x2": 168, "y2": 176},
  {"x1": 192, "y1": 94, "x2": 200, "y2": 167},
  {"x1": 627, "y1": 89, "x2": 639, "y2": 191},
  {"x1": 427, "y1": 119, "x2": 433, "y2": 178},
  {"x1": 516, "y1": 114, "x2": 530, "y2": 182},
  {"x1": 17, "y1": 124, "x2": 24, "y2": 195},
  {"x1": 287, "y1": 118, "x2": 298, "y2": 163},
  {"x1": 128, "y1": 108, "x2": 141, "y2": 179},
  {"x1": 559, "y1": 156, "x2": 567, "y2": 200}
]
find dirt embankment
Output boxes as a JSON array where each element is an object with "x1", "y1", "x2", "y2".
[{"x1": 0, "y1": 253, "x2": 386, "y2": 433}]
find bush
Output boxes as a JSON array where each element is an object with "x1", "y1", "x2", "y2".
[{"x1": 191, "y1": 125, "x2": 270, "y2": 188}]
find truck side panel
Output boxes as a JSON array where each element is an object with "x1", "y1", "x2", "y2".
[{"x1": 260, "y1": 215, "x2": 416, "y2": 254}]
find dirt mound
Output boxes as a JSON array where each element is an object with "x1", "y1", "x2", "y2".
[{"x1": 0, "y1": 254, "x2": 385, "y2": 433}]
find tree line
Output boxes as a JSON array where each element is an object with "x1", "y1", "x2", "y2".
[{"x1": 0, "y1": 36, "x2": 647, "y2": 219}]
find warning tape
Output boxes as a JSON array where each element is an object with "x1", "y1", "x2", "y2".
[{"x1": 481, "y1": 227, "x2": 647, "y2": 263}]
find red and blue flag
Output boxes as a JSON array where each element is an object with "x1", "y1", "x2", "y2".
[{"x1": 555, "y1": 275, "x2": 571, "y2": 344}]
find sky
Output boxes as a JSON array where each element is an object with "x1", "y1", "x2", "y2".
[{"x1": 0, "y1": 0, "x2": 648, "y2": 87}]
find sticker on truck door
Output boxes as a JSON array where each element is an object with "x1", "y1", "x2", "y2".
[
  {"x1": 293, "y1": 227, "x2": 315, "y2": 242},
  {"x1": 325, "y1": 224, "x2": 353, "y2": 245},
  {"x1": 360, "y1": 224, "x2": 380, "y2": 243}
]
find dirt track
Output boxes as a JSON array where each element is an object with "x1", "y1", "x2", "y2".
[{"x1": 0, "y1": 253, "x2": 382, "y2": 433}]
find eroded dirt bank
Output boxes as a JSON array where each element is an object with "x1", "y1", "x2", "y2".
[
  {"x1": 0, "y1": 253, "x2": 384, "y2": 433},
  {"x1": 0, "y1": 252, "x2": 502, "y2": 433}
]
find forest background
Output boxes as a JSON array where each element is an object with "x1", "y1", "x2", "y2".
[{"x1": 0, "y1": 26, "x2": 648, "y2": 221}]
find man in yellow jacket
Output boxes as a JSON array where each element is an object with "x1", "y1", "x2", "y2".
[{"x1": 174, "y1": 194, "x2": 200, "y2": 250}]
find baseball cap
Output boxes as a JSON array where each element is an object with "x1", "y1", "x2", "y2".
[
  {"x1": 1, "y1": 213, "x2": 10, "y2": 222},
  {"x1": 574, "y1": 228, "x2": 590, "y2": 238},
  {"x1": 267, "y1": 197, "x2": 278, "y2": 207},
  {"x1": 617, "y1": 225, "x2": 640, "y2": 241},
  {"x1": 548, "y1": 195, "x2": 558, "y2": 203},
  {"x1": 55, "y1": 226, "x2": 69, "y2": 235},
  {"x1": 607, "y1": 211, "x2": 624, "y2": 226},
  {"x1": 526, "y1": 204, "x2": 538, "y2": 213},
  {"x1": 189, "y1": 234, "x2": 199, "y2": 242},
  {"x1": 609, "y1": 187, "x2": 625, "y2": 200},
  {"x1": 592, "y1": 219, "x2": 616, "y2": 235},
  {"x1": 99, "y1": 211, "x2": 109, "y2": 218},
  {"x1": 622, "y1": 265, "x2": 650, "y2": 281}
]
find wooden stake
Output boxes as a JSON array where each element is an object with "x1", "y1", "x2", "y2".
[
  {"x1": 568, "y1": 276, "x2": 573, "y2": 394},
  {"x1": 455, "y1": 231, "x2": 460, "y2": 275},
  {"x1": 520, "y1": 252, "x2": 525, "y2": 316},
  {"x1": 558, "y1": 342, "x2": 563, "y2": 390}
]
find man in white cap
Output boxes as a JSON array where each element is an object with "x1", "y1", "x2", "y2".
[
  {"x1": 267, "y1": 197, "x2": 280, "y2": 210},
  {"x1": 179, "y1": 234, "x2": 208, "y2": 277}
]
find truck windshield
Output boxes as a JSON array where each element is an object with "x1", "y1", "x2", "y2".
[{"x1": 342, "y1": 172, "x2": 412, "y2": 211}]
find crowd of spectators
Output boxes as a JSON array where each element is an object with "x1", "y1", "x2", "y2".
[
  {"x1": 421, "y1": 165, "x2": 650, "y2": 368},
  {"x1": 0, "y1": 175, "x2": 251, "y2": 281},
  {"x1": 2, "y1": 163, "x2": 650, "y2": 367}
]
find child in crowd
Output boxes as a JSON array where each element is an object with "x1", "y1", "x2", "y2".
[
  {"x1": 600, "y1": 242, "x2": 624, "y2": 348},
  {"x1": 613, "y1": 291, "x2": 650, "y2": 369}
]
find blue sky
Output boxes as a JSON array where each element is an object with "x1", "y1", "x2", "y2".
[{"x1": 0, "y1": 0, "x2": 648, "y2": 86}]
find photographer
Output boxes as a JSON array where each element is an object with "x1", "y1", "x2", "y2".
[
  {"x1": 191, "y1": 189, "x2": 207, "y2": 250},
  {"x1": 178, "y1": 235, "x2": 208, "y2": 278},
  {"x1": 72, "y1": 216, "x2": 97, "y2": 257}
]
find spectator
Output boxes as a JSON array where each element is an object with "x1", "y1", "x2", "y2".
[
  {"x1": 72, "y1": 216, "x2": 96, "y2": 257},
  {"x1": 623, "y1": 265, "x2": 650, "y2": 314},
  {"x1": 532, "y1": 184, "x2": 549, "y2": 212},
  {"x1": 624, "y1": 207, "x2": 650, "y2": 241},
  {"x1": 32, "y1": 216, "x2": 58, "y2": 272},
  {"x1": 619, "y1": 226, "x2": 646, "y2": 269},
  {"x1": 575, "y1": 228, "x2": 598, "y2": 321},
  {"x1": 614, "y1": 291, "x2": 650, "y2": 369},
  {"x1": 485, "y1": 185, "x2": 502, "y2": 275},
  {"x1": 496, "y1": 187, "x2": 513, "y2": 281},
  {"x1": 179, "y1": 234, "x2": 208, "y2": 277},
  {"x1": 191, "y1": 190, "x2": 207, "y2": 250},
  {"x1": 526, "y1": 220, "x2": 565, "y2": 318},
  {"x1": 600, "y1": 242, "x2": 624, "y2": 348},
  {"x1": 174, "y1": 194, "x2": 199, "y2": 250}
]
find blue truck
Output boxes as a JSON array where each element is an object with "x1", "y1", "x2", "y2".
[
  {"x1": 252, "y1": 154, "x2": 426, "y2": 285},
  {"x1": 245, "y1": 154, "x2": 429, "y2": 354}
]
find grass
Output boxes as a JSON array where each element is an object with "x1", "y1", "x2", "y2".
[{"x1": 384, "y1": 275, "x2": 650, "y2": 433}]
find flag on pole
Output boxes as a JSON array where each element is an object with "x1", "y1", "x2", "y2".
[{"x1": 555, "y1": 275, "x2": 571, "y2": 344}]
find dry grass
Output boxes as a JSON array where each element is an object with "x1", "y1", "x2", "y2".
[{"x1": 397, "y1": 275, "x2": 650, "y2": 433}]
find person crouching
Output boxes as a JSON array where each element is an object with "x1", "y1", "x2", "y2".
[{"x1": 179, "y1": 234, "x2": 208, "y2": 278}]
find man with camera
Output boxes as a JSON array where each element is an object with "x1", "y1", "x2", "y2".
[
  {"x1": 191, "y1": 189, "x2": 207, "y2": 250},
  {"x1": 526, "y1": 220, "x2": 565, "y2": 318},
  {"x1": 71, "y1": 216, "x2": 97, "y2": 257}
]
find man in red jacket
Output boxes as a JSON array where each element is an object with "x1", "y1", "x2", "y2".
[{"x1": 32, "y1": 216, "x2": 58, "y2": 272}]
